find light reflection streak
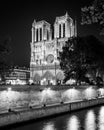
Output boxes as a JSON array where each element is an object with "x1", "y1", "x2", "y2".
[
  {"x1": 98, "y1": 106, "x2": 104, "y2": 130},
  {"x1": 42, "y1": 122, "x2": 56, "y2": 130},
  {"x1": 67, "y1": 115, "x2": 80, "y2": 130},
  {"x1": 85, "y1": 110, "x2": 96, "y2": 130}
]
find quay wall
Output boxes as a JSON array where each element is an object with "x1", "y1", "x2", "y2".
[
  {"x1": 0, "y1": 85, "x2": 95, "y2": 91},
  {"x1": 0, "y1": 97, "x2": 104, "y2": 127}
]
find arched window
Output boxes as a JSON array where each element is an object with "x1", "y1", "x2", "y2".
[
  {"x1": 36, "y1": 29, "x2": 38, "y2": 42},
  {"x1": 40, "y1": 59, "x2": 41, "y2": 65},
  {"x1": 40, "y1": 28, "x2": 42, "y2": 41},
  {"x1": 63, "y1": 23, "x2": 65, "y2": 37},
  {"x1": 57, "y1": 49, "x2": 59, "y2": 57},
  {"x1": 59, "y1": 24, "x2": 61, "y2": 38},
  {"x1": 47, "y1": 30, "x2": 49, "y2": 40}
]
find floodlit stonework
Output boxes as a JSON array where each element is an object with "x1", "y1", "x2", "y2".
[{"x1": 30, "y1": 12, "x2": 77, "y2": 85}]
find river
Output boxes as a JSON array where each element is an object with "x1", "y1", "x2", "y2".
[{"x1": 1, "y1": 105, "x2": 104, "y2": 130}]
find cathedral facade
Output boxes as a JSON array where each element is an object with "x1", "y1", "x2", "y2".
[{"x1": 30, "y1": 12, "x2": 77, "y2": 85}]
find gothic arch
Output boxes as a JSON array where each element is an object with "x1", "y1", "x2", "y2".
[
  {"x1": 42, "y1": 71, "x2": 54, "y2": 80},
  {"x1": 33, "y1": 73, "x2": 41, "y2": 82},
  {"x1": 56, "y1": 72, "x2": 64, "y2": 80},
  {"x1": 59, "y1": 24, "x2": 61, "y2": 38}
]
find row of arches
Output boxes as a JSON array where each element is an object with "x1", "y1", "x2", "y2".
[{"x1": 33, "y1": 71, "x2": 64, "y2": 85}]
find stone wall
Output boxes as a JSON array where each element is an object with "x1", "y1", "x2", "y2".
[
  {"x1": 0, "y1": 85, "x2": 95, "y2": 91},
  {"x1": 0, "y1": 97, "x2": 104, "y2": 127}
]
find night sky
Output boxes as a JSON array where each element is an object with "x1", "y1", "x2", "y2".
[{"x1": 0, "y1": 0, "x2": 103, "y2": 68}]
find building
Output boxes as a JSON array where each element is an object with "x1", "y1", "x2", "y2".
[
  {"x1": 30, "y1": 12, "x2": 77, "y2": 85},
  {"x1": 5, "y1": 67, "x2": 30, "y2": 85}
]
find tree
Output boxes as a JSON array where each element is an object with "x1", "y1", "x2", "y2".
[
  {"x1": 81, "y1": 0, "x2": 104, "y2": 34},
  {"x1": 0, "y1": 37, "x2": 12, "y2": 82},
  {"x1": 59, "y1": 35, "x2": 104, "y2": 85}
]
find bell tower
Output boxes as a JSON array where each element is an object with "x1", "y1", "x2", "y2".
[
  {"x1": 32, "y1": 20, "x2": 52, "y2": 43},
  {"x1": 54, "y1": 12, "x2": 76, "y2": 39}
]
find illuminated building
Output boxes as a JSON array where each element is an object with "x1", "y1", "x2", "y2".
[
  {"x1": 30, "y1": 12, "x2": 77, "y2": 85},
  {"x1": 5, "y1": 67, "x2": 30, "y2": 85}
]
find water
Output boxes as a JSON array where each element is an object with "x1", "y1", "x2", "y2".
[{"x1": 2, "y1": 105, "x2": 104, "y2": 130}]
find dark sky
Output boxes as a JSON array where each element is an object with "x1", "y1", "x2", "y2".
[{"x1": 0, "y1": 0, "x2": 103, "y2": 67}]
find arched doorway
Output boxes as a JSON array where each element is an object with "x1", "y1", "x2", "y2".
[
  {"x1": 33, "y1": 73, "x2": 41, "y2": 85},
  {"x1": 42, "y1": 71, "x2": 55, "y2": 85},
  {"x1": 56, "y1": 72, "x2": 64, "y2": 85}
]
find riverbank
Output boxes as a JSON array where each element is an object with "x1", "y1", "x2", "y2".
[
  {"x1": 0, "y1": 84, "x2": 97, "y2": 91},
  {"x1": 0, "y1": 97, "x2": 104, "y2": 127}
]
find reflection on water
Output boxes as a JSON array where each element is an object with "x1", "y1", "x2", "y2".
[
  {"x1": 67, "y1": 115, "x2": 80, "y2": 130},
  {"x1": 43, "y1": 122, "x2": 56, "y2": 130},
  {"x1": 98, "y1": 106, "x2": 104, "y2": 130},
  {"x1": 85, "y1": 110, "x2": 96, "y2": 130}
]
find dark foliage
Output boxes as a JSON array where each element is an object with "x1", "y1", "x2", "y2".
[
  {"x1": 0, "y1": 37, "x2": 12, "y2": 81},
  {"x1": 59, "y1": 35, "x2": 104, "y2": 85},
  {"x1": 81, "y1": 0, "x2": 104, "y2": 34}
]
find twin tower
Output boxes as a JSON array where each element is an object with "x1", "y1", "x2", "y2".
[
  {"x1": 30, "y1": 12, "x2": 77, "y2": 85},
  {"x1": 31, "y1": 12, "x2": 77, "y2": 43}
]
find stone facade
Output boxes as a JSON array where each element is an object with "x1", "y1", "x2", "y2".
[{"x1": 30, "y1": 12, "x2": 77, "y2": 85}]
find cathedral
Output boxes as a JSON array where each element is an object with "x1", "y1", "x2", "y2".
[{"x1": 30, "y1": 12, "x2": 77, "y2": 85}]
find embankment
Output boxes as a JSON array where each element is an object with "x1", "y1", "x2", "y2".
[{"x1": 0, "y1": 97, "x2": 104, "y2": 127}]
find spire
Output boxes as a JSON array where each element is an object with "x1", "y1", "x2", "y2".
[
  {"x1": 65, "y1": 11, "x2": 69, "y2": 18},
  {"x1": 32, "y1": 19, "x2": 36, "y2": 27}
]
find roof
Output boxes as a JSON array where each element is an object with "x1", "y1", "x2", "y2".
[
  {"x1": 55, "y1": 12, "x2": 73, "y2": 23},
  {"x1": 32, "y1": 20, "x2": 50, "y2": 27}
]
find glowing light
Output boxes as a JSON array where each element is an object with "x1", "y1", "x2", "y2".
[
  {"x1": 43, "y1": 122, "x2": 55, "y2": 130},
  {"x1": 7, "y1": 79, "x2": 26, "y2": 85},
  {"x1": 29, "y1": 79, "x2": 33, "y2": 84},
  {"x1": 7, "y1": 87, "x2": 12, "y2": 91},
  {"x1": 98, "y1": 106, "x2": 104, "y2": 130},
  {"x1": 98, "y1": 88, "x2": 104, "y2": 97},
  {"x1": 67, "y1": 115, "x2": 80, "y2": 130},
  {"x1": 83, "y1": 87, "x2": 97, "y2": 99},
  {"x1": 66, "y1": 79, "x2": 76, "y2": 85},
  {"x1": 0, "y1": 90, "x2": 30, "y2": 109},
  {"x1": 41, "y1": 88, "x2": 56, "y2": 103},
  {"x1": 41, "y1": 78, "x2": 47, "y2": 85},
  {"x1": 85, "y1": 110, "x2": 96, "y2": 130},
  {"x1": 62, "y1": 88, "x2": 82, "y2": 102},
  {"x1": 43, "y1": 78, "x2": 46, "y2": 81}
]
